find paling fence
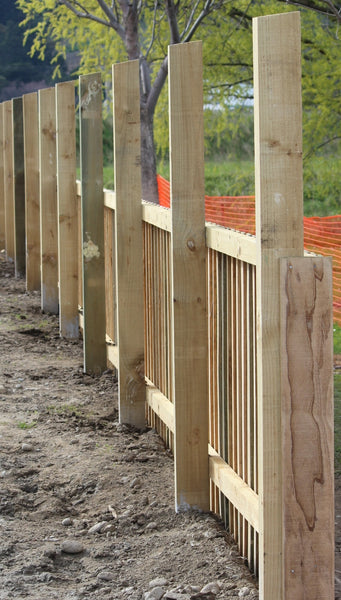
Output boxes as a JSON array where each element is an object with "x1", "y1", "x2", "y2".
[{"x1": 0, "y1": 12, "x2": 335, "y2": 600}]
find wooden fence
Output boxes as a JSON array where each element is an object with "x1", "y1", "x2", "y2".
[{"x1": 0, "y1": 12, "x2": 335, "y2": 600}]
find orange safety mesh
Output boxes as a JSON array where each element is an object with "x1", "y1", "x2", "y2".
[{"x1": 157, "y1": 175, "x2": 341, "y2": 326}]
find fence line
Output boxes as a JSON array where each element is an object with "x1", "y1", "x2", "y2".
[{"x1": 0, "y1": 12, "x2": 335, "y2": 600}]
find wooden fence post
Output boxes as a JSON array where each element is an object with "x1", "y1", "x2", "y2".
[
  {"x1": 168, "y1": 41, "x2": 209, "y2": 512},
  {"x1": 56, "y1": 81, "x2": 78, "y2": 339},
  {"x1": 112, "y1": 59, "x2": 145, "y2": 428},
  {"x1": 3, "y1": 100, "x2": 14, "y2": 262},
  {"x1": 12, "y1": 97, "x2": 26, "y2": 278},
  {"x1": 0, "y1": 103, "x2": 4, "y2": 249},
  {"x1": 39, "y1": 87, "x2": 58, "y2": 314},
  {"x1": 79, "y1": 73, "x2": 106, "y2": 372},
  {"x1": 253, "y1": 12, "x2": 304, "y2": 599},
  {"x1": 280, "y1": 255, "x2": 334, "y2": 599},
  {"x1": 23, "y1": 92, "x2": 40, "y2": 291}
]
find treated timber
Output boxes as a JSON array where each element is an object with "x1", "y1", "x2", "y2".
[
  {"x1": 169, "y1": 41, "x2": 209, "y2": 512},
  {"x1": 79, "y1": 73, "x2": 106, "y2": 371},
  {"x1": 206, "y1": 225, "x2": 256, "y2": 264},
  {"x1": 280, "y1": 256, "x2": 334, "y2": 599},
  {"x1": 0, "y1": 104, "x2": 4, "y2": 248},
  {"x1": 39, "y1": 87, "x2": 58, "y2": 314},
  {"x1": 142, "y1": 201, "x2": 171, "y2": 232},
  {"x1": 23, "y1": 92, "x2": 40, "y2": 291},
  {"x1": 3, "y1": 100, "x2": 14, "y2": 261},
  {"x1": 113, "y1": 59, "x2": 145, "y2": 427},
  {"x1": 56, "y1": 81, "x2": 79, "y2": 339},
  {"x1": 208, "y1": 450, "x2": 259, "y2": 532},
  {"x1": 253, "y1": 12, "x2": 304, "y2": 599},
  {"x1": 145, "y1": 378, "x2": 175, "y2": 433},
  {"x1": 12, "y1": 97, "x2": 25, "y2": 278}
]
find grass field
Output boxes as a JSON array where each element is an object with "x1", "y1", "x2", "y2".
[{"x1": 102, "y1": 156, "x2": 341, "y2": 217}]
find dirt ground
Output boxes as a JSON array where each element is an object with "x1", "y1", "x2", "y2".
[{"x1": 0, "y1": 251, "x2": 340, "y2": 600}]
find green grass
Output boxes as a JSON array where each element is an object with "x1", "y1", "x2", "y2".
[
  {"x1": 157, "y1": 156, "x2": 341, "y2": 217},
  {"x1": 335, "y1": 323, "x2": 341, "y2": 355},
  {"x1": 102, "y1": 155, "x2": 341, "y2": 217},
  {"x1": 17, "y1": 421, "x2": 37, "y2": 430}
]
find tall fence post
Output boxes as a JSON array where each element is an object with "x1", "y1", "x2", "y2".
[
  {"x1": 56, "y1": 81, "x2": 79, "y2": 338},
  {"x1": 280, "y1": 256, "x2": 334, "y2": 599},
  {"x1": 253, "y1": 12, "x2": 304, "y2": 598},
  {"x1": 3, "y1": 100, "x2": 14, "y2": 262},
  {"x1": 168, "y1": 41, "x2": 209, "y2": 512},
  {"x1": 0, "y1": 103, "x2": 4, "y2": 249},
  {"x1": 12, "y1": 97, "x2": 26, "y2": 278},
  {"x1": 23, "y1": 92, "x2": 40, "y2": 291},
  {"x1": 39, "y1": 87, "x2": 58, "y2": 314},
  {"x1": 112, "y1": 59, "x2": 145, "y2": 428},
  {"x1": 79, "y1": 73, "x2": 106, "y2": 372}
]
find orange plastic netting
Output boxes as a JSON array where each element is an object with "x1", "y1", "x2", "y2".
[{"x1": 157, "y1": 175, "x2": 341, "y2": 326}]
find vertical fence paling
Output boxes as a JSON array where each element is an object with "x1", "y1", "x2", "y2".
[
  {"x1": 280, "y1": 255, "x2": 334, "y2": 599},
  {"x1": 56, "y1": 81, "x2": 79, "y2": 339},
  {"x1": 0, "y1": 104, "x2": 5, "y2": 249},
  {"x1": 112, "y1": 59, "x2": 145, "y2": 428},
  {"x1": 12, "y1": 97, "x2": 26, "y2": 279},
  {"x1": 3, "y1": 100, "x2": 14, "y2": 261},
  {"x1": 38, "y1": 87, "x2": 58, "y2": 314},
  {"x1": 23, "y1": 92, "x2": 40, "y2": 291},
  {"x1": 169, "y1": 41, "x2": 209, "y2": 512},
  {"x1": 79, "y1": 73, "x2": 106, "y2": 368}
]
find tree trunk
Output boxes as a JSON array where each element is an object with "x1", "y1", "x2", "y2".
[{"x1": 140, "y1": 103, "x2": 159, "y2": 203}]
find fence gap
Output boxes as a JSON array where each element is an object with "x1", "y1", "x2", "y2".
[
  {"x1": 56, "y1": 81, "x2": 79, "y2": 339},
  {"x1": 112, "y1": 59, "x2": 145, "y2": 428},
  {"x1": 38, "y1": 87, "x2": 58, "y2": 314},
  {"x1": 79, "y1": 73, "x2": 106, "y2": 372},
  {"x1": 253, "y1": 11, "x2": 304, "y2": 598},
  {"x1": 168, "y1": 41, "x2": 209, "y2": 512},
  {"x1": 3, "y1": 100, "x2": 14, "y2": 262},
  {"x1": 0, "y1": 104, "x2": 4, "y2": 249},
  {"x1": 23, "y1": 92, "x2": 40, "y2": 291}
]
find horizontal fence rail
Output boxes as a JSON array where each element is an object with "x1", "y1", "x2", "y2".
[{"x1": 0, "y1": 11, "x2": 335, "y2": 600}]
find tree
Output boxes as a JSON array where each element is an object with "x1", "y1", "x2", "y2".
[
  {"x1": 18, "y1": 0, "x2": 243, "y2": 202},
  {"x1": 17, "y1": 0, "x2": 341, "y2": 201}
]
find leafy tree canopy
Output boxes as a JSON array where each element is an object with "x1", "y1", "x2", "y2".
[{"x1": 16, "y1": 0, "x2": 341, "y2": 168}]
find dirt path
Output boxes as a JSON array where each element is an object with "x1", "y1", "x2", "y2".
[{"x1": 0, "y1": 254, "x2": 259, "y2": 600}]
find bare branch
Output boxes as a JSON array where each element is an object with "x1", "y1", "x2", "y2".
[
  {"x1": 304, "y1": 135, "x2": 341, "y2": 158},
  {"x1": 181, "y1": 0, "x2": 218, "y2": 43},
  {"x1": 57, "y1": 0, "x2": 126, "y2": 39},
  {"x1": 146, "y1": 55, "x2": 168, "y2": 116},
  {"x1": 165, "y1": 0, "x2": 181, "y2": 44},
  {"x1": 278, "y1": 0, "x2": 341, "y2": 22},
  {"x1": 145, "y1": 0, "x2": 158, "y2": 58}
]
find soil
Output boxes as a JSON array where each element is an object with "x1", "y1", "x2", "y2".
[{"x1": 0, "y1": 251, "x2": 340, "y2": 600}]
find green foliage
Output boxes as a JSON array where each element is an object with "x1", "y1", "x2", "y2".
[
  {"x1": 303, "y1": 156, "x2": 341, "y2": 216},
  {"x1": 17, "y1": 421, "x2": 37, "y2": 429},
  {"x1": 335, "y1": 324, "x2": 341, "y2": 355},
  {"x1": 0, "y1": 0, "x2": 66, "y2": 99}
]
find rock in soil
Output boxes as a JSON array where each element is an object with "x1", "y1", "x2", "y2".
[{"x1": 0, "y1": 255, "x2": 260, "y2": 599}]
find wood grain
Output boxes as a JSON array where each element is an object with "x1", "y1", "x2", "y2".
[
  {"x1": 79, "y1": 73, "x2": 106, "y2": 370},
  {"x1": 253, "y1": 11, "x2": 304, "y2": 599},
  {"x1": 56, "y1": 81, "x2": 79, "y2": 339},
  {"x1": 169, "y1": 41, "x2": 209, "y2": 512},
  {"x1": 281, "y1": 256, "x2": 334, "y2": 599},
  {"x1": 23, "y1": 93, "x2": 40, "y2": 291},
  {"x1": 3, "y1": 100, "x2": 14, "y2": 261},
  {"x1": 112, "y1": 59, "x2": 145, "y2": 427},
  {"x1": 39, "y1": 87, "x2": 58, "y2": 314}
]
